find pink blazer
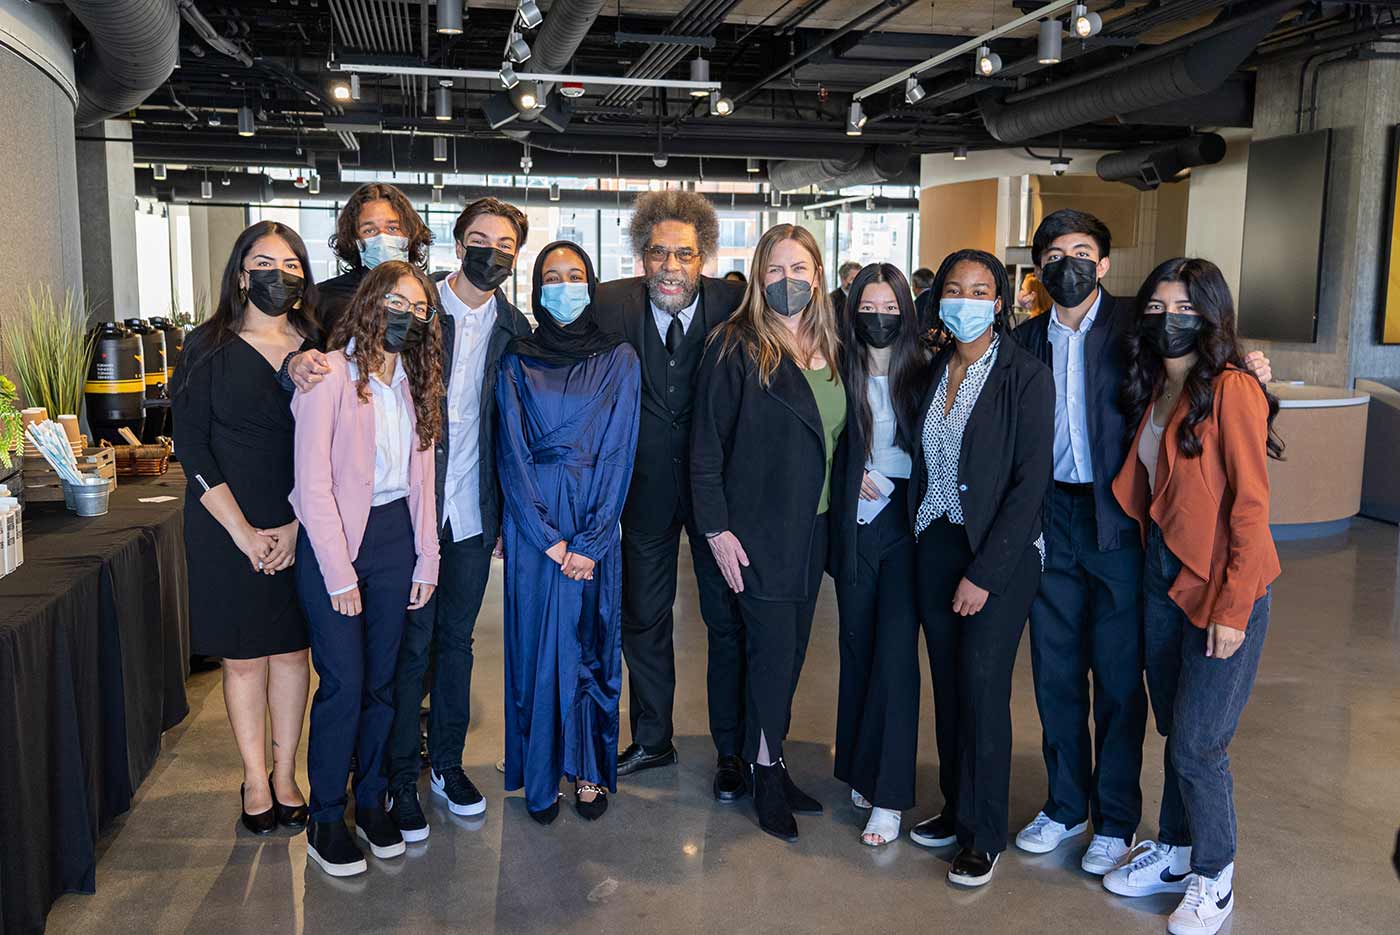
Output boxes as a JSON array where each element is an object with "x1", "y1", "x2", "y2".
[{"x1": 289, "y1": 350, "x2": 440, "y2": 594}]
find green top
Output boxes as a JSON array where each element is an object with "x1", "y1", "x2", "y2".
[{"x1": 803, "y1": 366, "x2": 847, "y2": 515}]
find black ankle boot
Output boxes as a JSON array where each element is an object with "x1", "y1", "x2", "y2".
[{"x1": 751, "y1": 763, "x2": 798, "y2": 842}]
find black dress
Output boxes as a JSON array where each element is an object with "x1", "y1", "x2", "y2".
[{"x1": 172, "y1": 328, "x2": 313, "y2": 658}]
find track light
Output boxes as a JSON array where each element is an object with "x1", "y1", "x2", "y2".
[
  {"x1": 953, "y1": 145, "x2": 968, "y2": 161},
  {"x1": 221, "y1": 172, "x2": 231, "y2": 186},
  {"x1": 152, "y1": 163, "x2": 167, "y2": 181},
  {"x1": 1071, "y1": 4, "x2": 1103, "y2": 39},
  {"x1": 499, "y1": 61, "x2": 519, "y2": 90},
  {"x1": 975, "y1": 44, "x2": 1003, "y2": 76},
  {"x1": 435, "y1": 84, "x2": 452, "y2": 121},
  {"x1": 904, "y1": 76, "x2": 926, "y2": 105},
  {"x1": 1038, "y1": 19, "x2": 1063, "y2": 64},
  {"x1": 508, "y1": 32, "x2": 531, "y2": 64},
  {"x1": 709, "y1": 91, "x2": 733, "y2": 116},
  {"x1": 520, "y1": 152, "x2": 533, "y2": 173},
  {"x1": 549, "y1": 182, "x2": 560, "y2": 202},
  {"x1": 207, "y1": 111, "x2": 221, "y2": 127},
  {"x1": 200, "y1": 179, "x2": 212, "y2": 199},
  {"x1": 770, "y1": 187, "x2": 782, "y2": 207},
  {"x1": 437, "y1": 0, "x2": 463, "y2": 35},
  {"x1": 517, "y1": 0, "x2": 542, "y2": 30},
  {"x1": 237, "y1": 105, "x2": 255, "y2": 137},
  {"x1": 308, "y1": 173, "x2": 320, "y2": 195},
  {"x1": 331, "y1": 81, "x2": 351, "y2": 102},
  {"x1": 350, "y1": 73, "x2": 361, "y2": 101},
  {"x1": 432, "y1": 187, "x2": 443, "y2": 203},
  {"x1": 746, "y1": 158, "x2": 761, "y2": 174},
  {"x1": 846, "y1": 100, "x2": 866, "y2": 136},
  {"x1": 432, "y1": 173, "x2": 445, "y2": 189},
  {"x1": 689, "y1": 56, "x2": 711, "y2": 97},
  {"x1": 433, "y1": 137, "x2": 448, "y2": 162},
  {"x1": 517, "y1": 81, "x2": 539, "y2": 110},
  {"x1": 653, "y1": 152, "x2": 669, "y2": 168}
]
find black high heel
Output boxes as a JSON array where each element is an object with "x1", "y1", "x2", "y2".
[
  {"x1": 574, "y1": 783, "x2": 609, "y2": 821},
  {"x1": 751, "y1": 763, "x2": 798, "y2": 842},
  {"x1": 270, "y1": 772, "x2": 308, "y2": 830},
  {"x1": 528, "y1": 798, "x2": 561, "y2": 826},
  {"x1": 240, "y1": 783, "x2": 277, "y2": 835}
]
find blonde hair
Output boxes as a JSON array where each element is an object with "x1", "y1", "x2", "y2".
[{"x1": 713, "y1": 224, "x2": 841, "y2": 386}]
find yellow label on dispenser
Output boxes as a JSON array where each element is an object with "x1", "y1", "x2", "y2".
[{"x1": 85, "y1": 378, "x2": 145, "y2": 393}]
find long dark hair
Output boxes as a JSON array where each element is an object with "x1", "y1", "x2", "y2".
[
  {"x1": 836, "y1": 263, "x2": 930, "y2": 457},
  {"x1": 330, "y1": 260, "x2": 444, "y2": 451},
  {"x1": 927, "y1": 249, "x2": 1017, "y2": 352},
  {"x1": 1122, "y1": 258, "x2": 1284, "y2": 460},
  {"x1": 174, "y1": 220, "x2": 320, "y2": 391}
]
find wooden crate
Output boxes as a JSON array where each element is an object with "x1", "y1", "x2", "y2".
[{"x1": 21, "y1": 447, "x2": 117, "y2": 502}]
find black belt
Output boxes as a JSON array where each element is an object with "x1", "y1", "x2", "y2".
[{"x1": 1054, "y1": 480, "x2": 1096, "y2": 497}]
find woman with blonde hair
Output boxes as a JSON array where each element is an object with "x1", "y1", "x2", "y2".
[{"x1": 691, "y1": 224, "x2": 845, "y2": 842}]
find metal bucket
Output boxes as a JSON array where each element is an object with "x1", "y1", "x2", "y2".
[{"x1": 70, "y1": 476, "x2": 111, "y2": 517}]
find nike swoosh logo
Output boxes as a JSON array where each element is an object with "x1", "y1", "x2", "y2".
[
  {"x1": 1160, "y1": 869, "x2": 1190, "y2": 883},
  {"x1": 1216, "y1": 890, "x2": 1232, "y2": 910}
]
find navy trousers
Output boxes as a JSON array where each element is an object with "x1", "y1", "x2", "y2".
[
  {"x1": 1028, "y1": 485, "x2": 1148, "y2": 843},
  {"x1": 299, "y1": 499, "x2": 416, "y2": 824}
]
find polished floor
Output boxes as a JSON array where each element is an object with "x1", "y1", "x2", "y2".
[{"x1": 48, "y1": 520, "x2": 1400, "y2": 935}]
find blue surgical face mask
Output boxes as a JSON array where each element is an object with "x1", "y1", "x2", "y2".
[
  {"x1": 359, "y1": 233, "x2": 410, "y2": 269},
  {"x1": 939, "y1": 297, "x2": 997, "y2": 343},
  {"x1": 540, "y1": 282, "x2": 590, "y2": 324}
]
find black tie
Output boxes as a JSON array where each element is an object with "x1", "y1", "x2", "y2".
[{"x1": 665, "y1": 312, "x2": 684, "y2": 355}]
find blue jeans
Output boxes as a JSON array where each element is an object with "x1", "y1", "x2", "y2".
[{"x1": 1144, "y1": 523, "x2": 1270, "y2": 877}]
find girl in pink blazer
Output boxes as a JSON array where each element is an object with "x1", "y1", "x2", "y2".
[{"x1": 289, "y1": 260, "x2": 444, "y2": 877}]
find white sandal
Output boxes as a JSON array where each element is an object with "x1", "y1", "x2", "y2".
[
  {"x1": 850, "y1": 788, "x2": 872, "y2": 810},
  {"x1": 861, "y1": 807, "x2": 901, "y2": 846}
]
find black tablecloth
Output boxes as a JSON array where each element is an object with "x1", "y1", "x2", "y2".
[{"x1": 0, "y1": 469, "x2": 190, "y2": 935}]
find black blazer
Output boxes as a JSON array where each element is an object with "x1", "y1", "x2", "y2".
[
  {"x1": 432, "y1": 284, "x2": 533, "y2": 549},
  {"x1": 691, "y1": 340, "x2": 833, "y2": 602},
  {"x1": 907, "y1": 335, "x2": 1054, "y2": 594},
  {"x1": 593, "y1": 275, "x2": 743, "y2": 533},
  {"x1": 1011, "y1": 288, "x2": 1137, "y2": 552},
  {"x1": 315, "y1": 266, "x2": 367, "y2": 340}
]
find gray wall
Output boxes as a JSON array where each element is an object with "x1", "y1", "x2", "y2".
[{"x1": 77, "y1": 120, "x2": 140, "y2": 322}]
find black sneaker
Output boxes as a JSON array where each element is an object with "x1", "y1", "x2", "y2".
[
  {"x1": 947, "y1": 848, "x2": 999, "y2": 887},
  {"x1": 909, "y1": 812, "x2": 958, "y2": 848},
  {"x1": 355, "y1": 800, "x2": 406, "y2": 859},
  {"x1": 431, "y1": 766, "x2": 486, "y2": 816},
  {"x1": 307, "y1": 820, "x2": 367, "y2": 877},
  {"x1": 387, "y1": 784, "x2": 430, "y2": 843}
]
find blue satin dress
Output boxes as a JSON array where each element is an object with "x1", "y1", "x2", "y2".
[{"x1": 496, "y1": 344, "x2": 641, "y2": 811}]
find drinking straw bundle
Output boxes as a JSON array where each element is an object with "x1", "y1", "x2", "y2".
[{"x1": 24, "y1": 419, "x2": 84, "y2": 485}]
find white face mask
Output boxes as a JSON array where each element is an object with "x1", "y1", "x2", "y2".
[{"x1": 359, "y1": 233, "x2": 410, "y2": 269}]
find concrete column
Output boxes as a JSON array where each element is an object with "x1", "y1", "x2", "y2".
[
  {"x1": 203, "y1": 206, "x2": 249, "y2": 314},
  {"x1": 76, "y1": 119, "x2": 140, "y2": 321}
]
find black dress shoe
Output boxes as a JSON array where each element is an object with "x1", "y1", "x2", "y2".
[
  {"x1": 779, "y1": 761, "x2": 822, "y2": 815},
  {"x1": 240, "y1": 783, "x2": 277, "y2": 835},
  {"x1": 751, "y1": 763, "x2": 798, "y2": 842},
  {"x1": 270, "y1": 773, "x2": 308, "y2": 830},
  {"x1": 529, "y1": 798, "x2": 561, "y2": 826},
  {"x1": 307, "y1": 820, "x2": 367, "y2": 877},
  {"x1": 574, "y1": 783, "x2": 609, "y2": 821},
  {"x1": 713, "y1": 755, "x2": 747, "y2": 802},
  {"x1": 947, "y1": 848, "x2": 999, "y2": 887},
  {"x1": 616, "y1": 742, "x2": 678, "y2": 776}
]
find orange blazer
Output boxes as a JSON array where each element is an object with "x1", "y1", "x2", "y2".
[{"x1": 1112, "y1": 368, "x2": 1280, "y2": 631}]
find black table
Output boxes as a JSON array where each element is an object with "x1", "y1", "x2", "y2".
[{"x1": 0, "y1": 469, "x2": 190, "y2": 935}]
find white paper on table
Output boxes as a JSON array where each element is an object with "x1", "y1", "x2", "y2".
[
  {"x1": 138, "y1": 496, "x2": 178, "y2": 503},
  {"x1": 856, "y1": 470, "x2": 897, "y2": 525}
]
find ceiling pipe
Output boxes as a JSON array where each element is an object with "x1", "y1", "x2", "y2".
[
  {"x1": 767, "y1": 145, "x2": 914, "y2": 193},
  {"x1": 1094, "y1": 133, "x2": 1228, "y2": 191},
  {"x1": 64, "y1": 0, "x2": 181, "y2": 127}
]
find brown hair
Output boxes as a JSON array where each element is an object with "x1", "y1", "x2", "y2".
[
  {"x1": 712, "y1": 224, "x2": 841, "y2": 386},
  {"x1": 453, "y1": 197, "x2": 529, "y2": 247},
  {"x1": 329, "y1": 183, "x2": 432, "y2": 270},
  {"x1": 328, "y1": 261, "x2": 444, "y2": 451}
]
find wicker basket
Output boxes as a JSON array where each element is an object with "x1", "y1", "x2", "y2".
[{"x1": 105, "y1": 439, "x2": 172, "y2": 477}]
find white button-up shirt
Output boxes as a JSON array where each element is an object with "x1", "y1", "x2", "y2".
[
  {"x1": 1048, "y1": 292, "x2": 1101, "y2": 484},
  {"x1": 650, "y1": 294, "x2": 698, "y2": 344},
  {"x1": 440, "y1": 273, "x2": 497, "y2": 542}
]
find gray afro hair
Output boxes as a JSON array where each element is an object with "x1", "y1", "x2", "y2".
[{"x1": 628, "y1": 189, "x2": 719, "y2": 259}]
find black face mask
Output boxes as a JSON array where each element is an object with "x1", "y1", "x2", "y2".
[
  {"x1": 461, "y1": 245, "x2": 515, "y2": 291},
  {"x1": 1040, "y1": 256, "x2": 1099, "y2": 308},
  {"x1": 383, "y1": 307, "x2": 429, "y2": 353},
  {"x1": 1139, "y1": 313, "x2": 1204, "y2": 359},
  {"x1": 763, "y1": 277, "x2": 813, "y2": 318},
  {"x1": 854, "y1": 312, "x2": 902, "y2": 348},
  {"x1": 245, "y1": 269, "x2": 305, "y2": 317}
]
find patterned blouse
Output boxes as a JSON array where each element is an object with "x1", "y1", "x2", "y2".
[{"x1": 916, "y1": 337, "x2": 1000, "y2": 534}]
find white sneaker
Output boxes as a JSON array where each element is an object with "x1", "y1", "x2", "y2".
[
  {"x1": 1104, "y1": 840, "x2": 1193, "y2": 897},
  {"x1": 1014, "y1": 811, "x2": 1089, "y2": 854},
  {"x1": 1168, "y1": 864, "x2": 1235, "y2": 935},
  {"x1": 1081, "y1": 834, "x2": 1133, "y2": 875}
]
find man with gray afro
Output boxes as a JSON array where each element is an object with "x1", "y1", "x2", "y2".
[{"x1": 593, "y1": 190, "x2": 748, "y2": 802}]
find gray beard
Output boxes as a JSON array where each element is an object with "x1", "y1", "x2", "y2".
[{"x1": 646, "y1": 272, "x2": 699, "y2": 313}]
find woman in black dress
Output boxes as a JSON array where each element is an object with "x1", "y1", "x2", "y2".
[{"x1": 172, "y1": 220, "x2": 321, "y2": 834}]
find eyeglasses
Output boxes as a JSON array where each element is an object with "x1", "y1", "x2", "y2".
[
  {"x1": 643, "y1": 245, "x2": 701, "y2": 264},
  {"x1": 383, "y1": 292, "x2": 438, "y2": 320}
]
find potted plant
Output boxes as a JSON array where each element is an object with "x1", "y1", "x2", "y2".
[
  {"x1": 0, "y1": 375, "x2": 21, "y2": 501},
  {"x1": 0, "y1": 285, "x2": 96, "y2": 426}
]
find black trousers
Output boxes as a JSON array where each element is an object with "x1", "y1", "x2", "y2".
[
  {"x1": 918, "y1": 517, "x2": 1041, "y2": 855},
  {"x1": 620, "y1": 508, "x2": 744, "y2": 755},
  {"x1": 832, "y1": 479, "x2": 920, "y2": 810},
  {"x1": 734, "y1": 512, "x2": 828, "y2": 764}
]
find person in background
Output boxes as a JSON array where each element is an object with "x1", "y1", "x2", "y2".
[
  {"x1": 593, "y1": 191, "x2": 747, "y2": 802},
  {"x1": 723, "y1": 270, "x2": 747, "y2": 285},
  {"x1": 907, "y1": 249, "x2": 1053, "y2": 886},
  {"x1": 1011, "y1": 209, "x2": 1272, "y2": 877},
  {"x1": 315, "y1": 182, "x2": 434, "y2": 339},
  {"x1": 911, "y1": 266, "x2": 936, "y2": 328},
  {"x1": 171, "y1": 220, "x2": 320, "y2": 836},
  {"x1": 291, "y1": 261, "x2": 443, "y2": 877},
  {"x1": 1103, "y1": 258, "x2": 1282, "y2": 935},
  {"x1": 831, "y1": 260, "x2": 861, "y2": 315},
  {"x1": 1017, "y1": 271, "x2": 1052, "y2": 319},
  {"x1": 496, "y1": 241, "x2": 640, "y2": 824},
  {"x1": 691, "y1": 223, "x2": 844, "y2": 843},
  {"x1": 828, "y1": 263, "x2": 930, "y2": 846}
]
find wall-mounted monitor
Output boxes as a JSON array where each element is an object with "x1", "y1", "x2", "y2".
[
  {"x1": 1237, "y1": 129, "x2": 1330, "y2": 343},
  {"x1": 1381, "y1": 125, "x2": 1400, "y2": 344}
]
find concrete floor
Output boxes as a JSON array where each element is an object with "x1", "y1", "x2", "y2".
[{"x1": 48, "y1": 520, "x2": 1400, "y2": 935}]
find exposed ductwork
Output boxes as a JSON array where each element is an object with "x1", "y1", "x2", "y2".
[
  {"x1": 65, "y1": 0, "x2": 181, "y2": 127},
  {"x1": 505, "y1": 0, "x2": 609, "y2": 122},
  {"x1": 767, "y1": 145, "x2": 914, "y2": 193},
  {"x1": 1095, "y1": 133, "x2": 1228, "y2": 191},
  {"x1": 976, "y1": 6, "x2": 1287, "y2": 144}
]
